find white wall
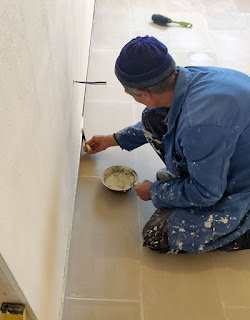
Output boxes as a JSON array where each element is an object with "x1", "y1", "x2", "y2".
[{"x1": 0, "y1": 0, "x2": 95, "y2": 319}]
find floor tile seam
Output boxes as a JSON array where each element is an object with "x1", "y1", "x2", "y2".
[
  {"x1": 85, "y1": 99, "x2": 133, "y2": 103},
  {"x1": 167, "y1": 27, "x2": 175, "y2": 53},
  {"x1": 85, "y1": 100, "x2": 134, "y2": 103},
  {"x1": 197, "y1": 12, "x2": 216, "y2": 52},
  {"x1": 172, "y1": 50, "x2": 216, "y2": 54},
  {"x1": 208, "y1": 30, "x2": 244, "y2": 34},
  {"x1": 66, "y1": 297, "x2": 142, "y2": 303},
  {"x1": 128, "y1": 0, "x2": 132, "y2": 39},
  {"x1": 224, "y1": 306, "x2": 250, "y2": 309},
  {"x1": 163, "y1": 0, "x2": 167, "y2": 11},
  {"x1": 90, "y1": 49, "x2": 120, "y2": 52},
  {"x1": 94, "y1": 6, "x2": 130, "y2": 15},
  {"x1": 94, "y1": 10, "x2": 130, "y2": 14},
  {"x1": 91, "y1": 46, "x2": 130, "y2": 51},
  {"x1": 172, "y1": 48, "x2": 220, "y2": 53},
  {"x1": 94, "y1": 11, "x2": 130, "y2": 16},
  {"x1": 207, "y1": 26, "x2": 249, "y2": 32},
  {"x1": 78, "y1": 175, "x2": 100, "y2": 178},
  {"x1": 200, "y1": 0, "x2": 238, "y2": 13},
  {"x1": 211, "y1": 255, "x2": 228, "y2": 320},
  {"x1": 170, "y1": 31, "x2": 215, "y2": 54},
  {"x1": 139, "y1": 225, "x2": 145, "y2": 320},
  {"x1": 135, "y1": 194, "x2": 145, "y2": 320}
]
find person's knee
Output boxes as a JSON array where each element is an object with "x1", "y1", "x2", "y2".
[{"x1": 142, "y1": 209, "x2": 170, "y2": 252}]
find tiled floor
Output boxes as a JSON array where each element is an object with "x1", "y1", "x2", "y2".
[{"x1": 63, "y1": 1, "x2": 250, "y2": 319}]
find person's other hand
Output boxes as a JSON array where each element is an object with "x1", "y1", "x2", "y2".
[
  {"x1": 83, "y1": 134, "x2": 118, "y2": 154},
  {"x1": 135, "y1": 180, "x2": 152, "y2": 201}
]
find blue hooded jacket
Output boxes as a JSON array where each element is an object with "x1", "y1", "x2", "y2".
[{"x1": 115, "y1": 66, "x2": 250, "y2": 253}]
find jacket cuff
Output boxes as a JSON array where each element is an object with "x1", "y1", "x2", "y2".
[
  {"x1": 113, "y1": 133, "x2": 123, "y2": 149},
  {"x1": 150, "y1": 182, "x2": 162, "y2": 208}
]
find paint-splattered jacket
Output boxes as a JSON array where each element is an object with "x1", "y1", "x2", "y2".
[{"x1": 115, "y1": 66, "x2": 250, "y2": 253}]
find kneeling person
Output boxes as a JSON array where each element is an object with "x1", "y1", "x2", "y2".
[{"x1": 85, "y1": 36, "x2": 250, "y2": 254}]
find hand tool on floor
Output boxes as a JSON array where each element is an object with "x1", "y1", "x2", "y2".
[{"x1": 152, "y1": 14, "x2": 193, "y2": 28}]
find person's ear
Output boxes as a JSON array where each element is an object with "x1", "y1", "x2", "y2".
[{"x1": 137, "y1": 90, "x2": 152, "y2": 101}]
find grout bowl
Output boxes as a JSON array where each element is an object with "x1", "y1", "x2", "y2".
[{"x1": 102, "y1": 165, "x2": 138, "y2": 192}]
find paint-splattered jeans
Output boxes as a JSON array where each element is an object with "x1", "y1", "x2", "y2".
[
  {"x1": 142, "y1": 208, "x2": 250, "y2": 254},
  {"x1": 141, "y1": 107, "x2": 250, "y2": 254},
  {"x1": 142, "y1": 208, "x2": 177, "y2": 253},
  {"x1": 141, "y1": 108, "x2": 176, "y2": 253}
]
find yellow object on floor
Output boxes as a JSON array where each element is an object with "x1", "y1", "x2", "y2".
[{"x1": 0, "y1": 304, "x2": 26, "y2": 320}]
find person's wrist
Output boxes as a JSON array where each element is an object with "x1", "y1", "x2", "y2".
[{"x1": 107, "y1": 134, "x2": 118, "y2": 146}]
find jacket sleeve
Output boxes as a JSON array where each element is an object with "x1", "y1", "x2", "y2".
[
  {"x1": 150, "y1": 125, "x2": 238, "y2": 208},
  {"x1": 114, "y1": 121, "x2": 148, "y2": 151}
]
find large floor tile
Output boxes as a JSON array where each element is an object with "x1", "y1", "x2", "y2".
[
  {"x1": 63, "y1": 299, "x2": 141, "y2": 320},
  {"x1": 130, "y1": 0, "x2": 165, "y2": 16},
  {"x1": 173, "y1": 51, "x2": 217, "y2": 67},
  {"x1": 169, "y1": 14, "x2": 213, "y2": 52},
  {"x1": 95, "y1": 0, "x2": 130, "y2": 13},
  {"x1": 91, "y1": 13, "x2": 130, "y2": 50},
  {"x1": 225, "y1": 307, "x2": 250, "y2": 320},
  {"x1": 167, "y1": 12, "x2": 207, "y2": 29},
  {"x1": 164, "y1": 0, "x2": 203, "y2": 13},
  {"x1": 199, "y1": 0, "x2": 237, "y2": 14},
  {"x1": 212, "y1": 251, "x2": 250, "y2": 307},
  {"x1": 234, "y1": 0, "x2": 250, "y2": 13},
  {"x1": 205, "y1": 12, "x2": 247, "y2": 31},
  {"x1": 210, "y1": 31, "x2": 250, "y2": 74},
  {"x1": 66, "y1": 177, "x2": 141, "y2": 299},
  {"x1": 136, "y1": 144, "x2": 163, "y2": 183},
  {"x1": 242, "y1": 14, "x2": 250, "y2": 35},
  {"x1": 131, "y1": 12, "x2": 172, "y2": 37},
  {"x1": 79, "y1": 148, "x2": 137, "y2": 178},
  {"x1": 141, "y1": 250, "x2": 226, "y2": 320},
  {"x1": 85, "y1": 50, "x2": 132, "y2": 102},
  {"x1": 170, "y1": 29, "x2": 213, "y2": 52}
]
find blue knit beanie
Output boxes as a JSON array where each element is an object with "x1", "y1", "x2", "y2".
[{"x1": 115, "y1": 36, "x2": 176, "y2": 89}]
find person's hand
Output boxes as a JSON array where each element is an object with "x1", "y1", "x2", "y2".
[
  {"x1": 83, "y1": 134, "x2": 118, "y2": 154},
  {"x1": 135, "y1": 180, "x2": 153, "y2": 201}
]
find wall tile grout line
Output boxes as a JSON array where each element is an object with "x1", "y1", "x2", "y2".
[{"x1": 66, "y1": 297, "x2": 141, "y2": 303}]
